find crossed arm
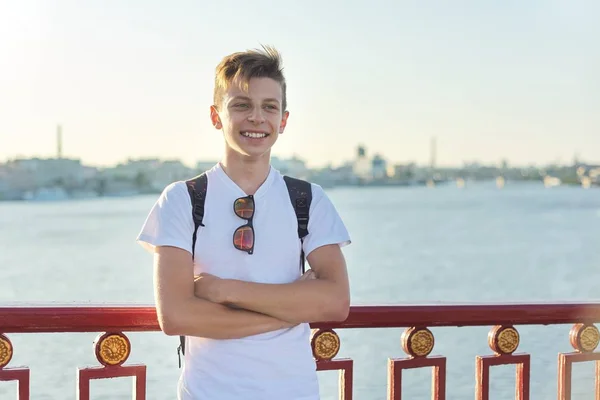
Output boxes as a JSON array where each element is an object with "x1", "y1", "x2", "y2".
[{"x1": 153, "y1": 244, "x2": 350, "y2": 339}]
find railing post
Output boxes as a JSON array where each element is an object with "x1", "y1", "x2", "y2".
[
  {"x1": 312, "y1": 329, "x2": 353, "y2": 400},
  {"x1": 77, "y1": 332, "x2": 146, "y2": 400},
  {"x1": 557, "y1": 323, "x2": 600, "y2": 400},
  {"x1": 0, "y1": 333, "x2": 30, "y2": 400},
  {"x1": 475, "y1": 325, "x2": 530, "y2": 400},
  {"x1": 387, "y1": 326, "x2": 446, "y2": 400}
]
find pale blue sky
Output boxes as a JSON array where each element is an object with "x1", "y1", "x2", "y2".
[{"x1": 1, "y1": 0, "x2": 598, "y2": 168}]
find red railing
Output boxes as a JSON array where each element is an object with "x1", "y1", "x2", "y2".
[{"x1": 1, "y1": 302, "x2": 599, "y2": 400}]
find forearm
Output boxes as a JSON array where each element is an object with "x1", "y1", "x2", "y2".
[
  {"x1": 223, "y1": 279, "x2": 349, "y2": 324},
  {"x1": 160, "y1": 296, "x2": 293, "y2": 339}
]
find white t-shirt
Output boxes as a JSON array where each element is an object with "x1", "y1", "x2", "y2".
[{"x1": 136, "y1": 163, "x2": 351, "y2": 400}]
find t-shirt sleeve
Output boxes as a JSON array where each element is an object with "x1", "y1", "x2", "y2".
[
  {"x1": 136, "y1": 181, "x2": 195, "y2": 255},
  {"x1": 302, "y1": 184, "x2": 351, "y2": 257}
]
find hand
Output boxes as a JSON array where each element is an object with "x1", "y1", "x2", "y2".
[
  {"x1": 194, "y1": 273, "x2": 227, "y2": 304},
  {"x1": 297, "y1": 269, "x2": 316, "y2": 281}
]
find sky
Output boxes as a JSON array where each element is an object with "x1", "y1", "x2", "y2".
[{"x1": 0, "y1": 0, "x2": 598, "y2": 169}]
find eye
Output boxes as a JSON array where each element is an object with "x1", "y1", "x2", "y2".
[
  {"x1": 234, "y1": 103, "x2": 249, "y2": 108},
  {"x1": 264, "y1": 104, "x2": 278, "y2": 110}
]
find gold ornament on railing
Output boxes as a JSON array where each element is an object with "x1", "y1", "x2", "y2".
[
  {"x1": 569, "y1": 323, "x2": 599, "y2": 353},
  {"x1": 401, "y1": 327, "x2": 435, "y2": 358},
  {"x1": 94, "y1": 332, "x2": 131, "y2": 367},
  {"x1": 0, "y1": 334, "x2": 13, "y2": 369},
  {"x1": 311, "y1": 329, "x2": 340, "y2": 361},
  {"x1": 488, "y1": 325, "x2": 520, "y2": 355}
]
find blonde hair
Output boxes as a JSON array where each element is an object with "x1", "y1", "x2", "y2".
[{"x1": 213, "y1": 45, "x2": 287, "y2": 111}]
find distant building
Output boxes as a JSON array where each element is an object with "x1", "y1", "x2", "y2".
[
  {"x1": 101, "y1": 158, "x2": 194, "y2": 191},
  {"x1": 4, "y1": 157, "x2": 89, "y2": 190},
  {"x1": 357, "y1": 145, "x2": 366, "y2": 158},
  {"x1": 390, "y1": 163, "x2": 416, "y2": 180},
  {"x1": 153, "y1": 160, "x2": 194, "y2": 188},
  {"x1": 104, "y1": 158, "x2": 162, "y2": 180},
  {"x1": 371, "y1": 154, "x2": 387, "y2": 180},
  {"x1": 271, "y1": 155, "x2": 309, "y2": 178},
  {"x1": 196, "y1": 161, "x2": 218, "y2": 174},
  {"x1": 352, "y1": 145, "x2": 371, "y2": 181}
]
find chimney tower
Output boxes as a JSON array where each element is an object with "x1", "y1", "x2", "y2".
[{"x1": 57, "y1": 124, "x2": 63, "y2": 159}]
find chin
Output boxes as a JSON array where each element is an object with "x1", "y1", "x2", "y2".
[
  {"x1": 242, "y1": 148, "x2": 273, "y2": 160},
  {"x1": 236, "y1": 140, "x2": 277, "y2": 158}
]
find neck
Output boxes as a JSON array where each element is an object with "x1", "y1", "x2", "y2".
[{"x1": 220, "y1": 150, "x2": 271, "y2": 195}]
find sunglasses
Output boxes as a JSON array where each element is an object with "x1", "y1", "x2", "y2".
[{"x1": 233, "y1": 195, "x2": 255, "y2": 254}]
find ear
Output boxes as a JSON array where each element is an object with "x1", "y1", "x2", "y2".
[
  {"x1": 210, "y1": 105, "x2": 222, "y2": 129},
  {"x1": 279, "y1": 111, "x2": 290, "y2": 134}
]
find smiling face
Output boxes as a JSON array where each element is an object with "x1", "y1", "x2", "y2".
[
  {"x1": 210, "y1": 46, "x2": 289, "y2": 163},
  {"x1": 211, "y1": 77, "x2": 289, "y2": 160}
]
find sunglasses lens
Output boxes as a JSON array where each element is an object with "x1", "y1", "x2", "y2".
[
  {"x1": 234, "y1": 197, "x2": 254, "y2": 219},
  {"x1": 233, "y1": 226, "x2": 254, "y2": 252}
]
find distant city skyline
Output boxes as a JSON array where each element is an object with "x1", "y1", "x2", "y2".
[
  {"x1": 1, "y1": 124, "x2": 594, "y2": 170},
  {"x1": 2, "y1": 134, "x2": 592, "y2": 171},
  {"x1": 1, "y1": 1, "x2": 598, "y2": 168}
]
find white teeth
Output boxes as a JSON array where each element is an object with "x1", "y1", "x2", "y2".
[{"x1": 241, "y1": 132, "x2": 268, "y2": 138}]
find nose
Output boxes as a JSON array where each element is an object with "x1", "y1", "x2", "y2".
[{"x1": 247, "y1": 107, "x2": 265, "y2": 124}]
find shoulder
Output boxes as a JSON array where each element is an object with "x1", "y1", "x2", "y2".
[
  {"x1": 136, "y1": 180, "x2": 197, "y2": 254},
  {"x1": 157, "y1": 180, "x2": 190, "y2": 204},
  {"x1": 149, "y1": 180, "x2": 195, "y2": 220},
  {"x1": 279, "y1": 173, "x2": 322, "y2": 196},
  {"x1": 308, "y1": 182, "x2": 326, "y2": 200},
  {"x1": 277, "y1": 174, "x2": 329, "y2": 208}
]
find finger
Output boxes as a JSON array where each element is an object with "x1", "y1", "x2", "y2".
[{"x1": 299, "y1": 270, "x2": 315, "y2": 281}]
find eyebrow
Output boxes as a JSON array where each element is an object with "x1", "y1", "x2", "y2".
[{"x1": 230, "y1": 96, "x2": 280, "y2": 104}]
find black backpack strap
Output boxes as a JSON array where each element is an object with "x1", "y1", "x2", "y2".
[
  {"x1": 283, "y1": 176, "x2": 312, "y2": 274},
  {"x1": 177, "y1": 173, "x2": 208, "y2": 366},
  {"x1": 185, "y1": 173, "x2": 208, "y2": 260}
]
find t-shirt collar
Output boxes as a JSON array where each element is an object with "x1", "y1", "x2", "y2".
[{"x1": 214, "y1": 162, "x2": 275, "y2": 199}]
